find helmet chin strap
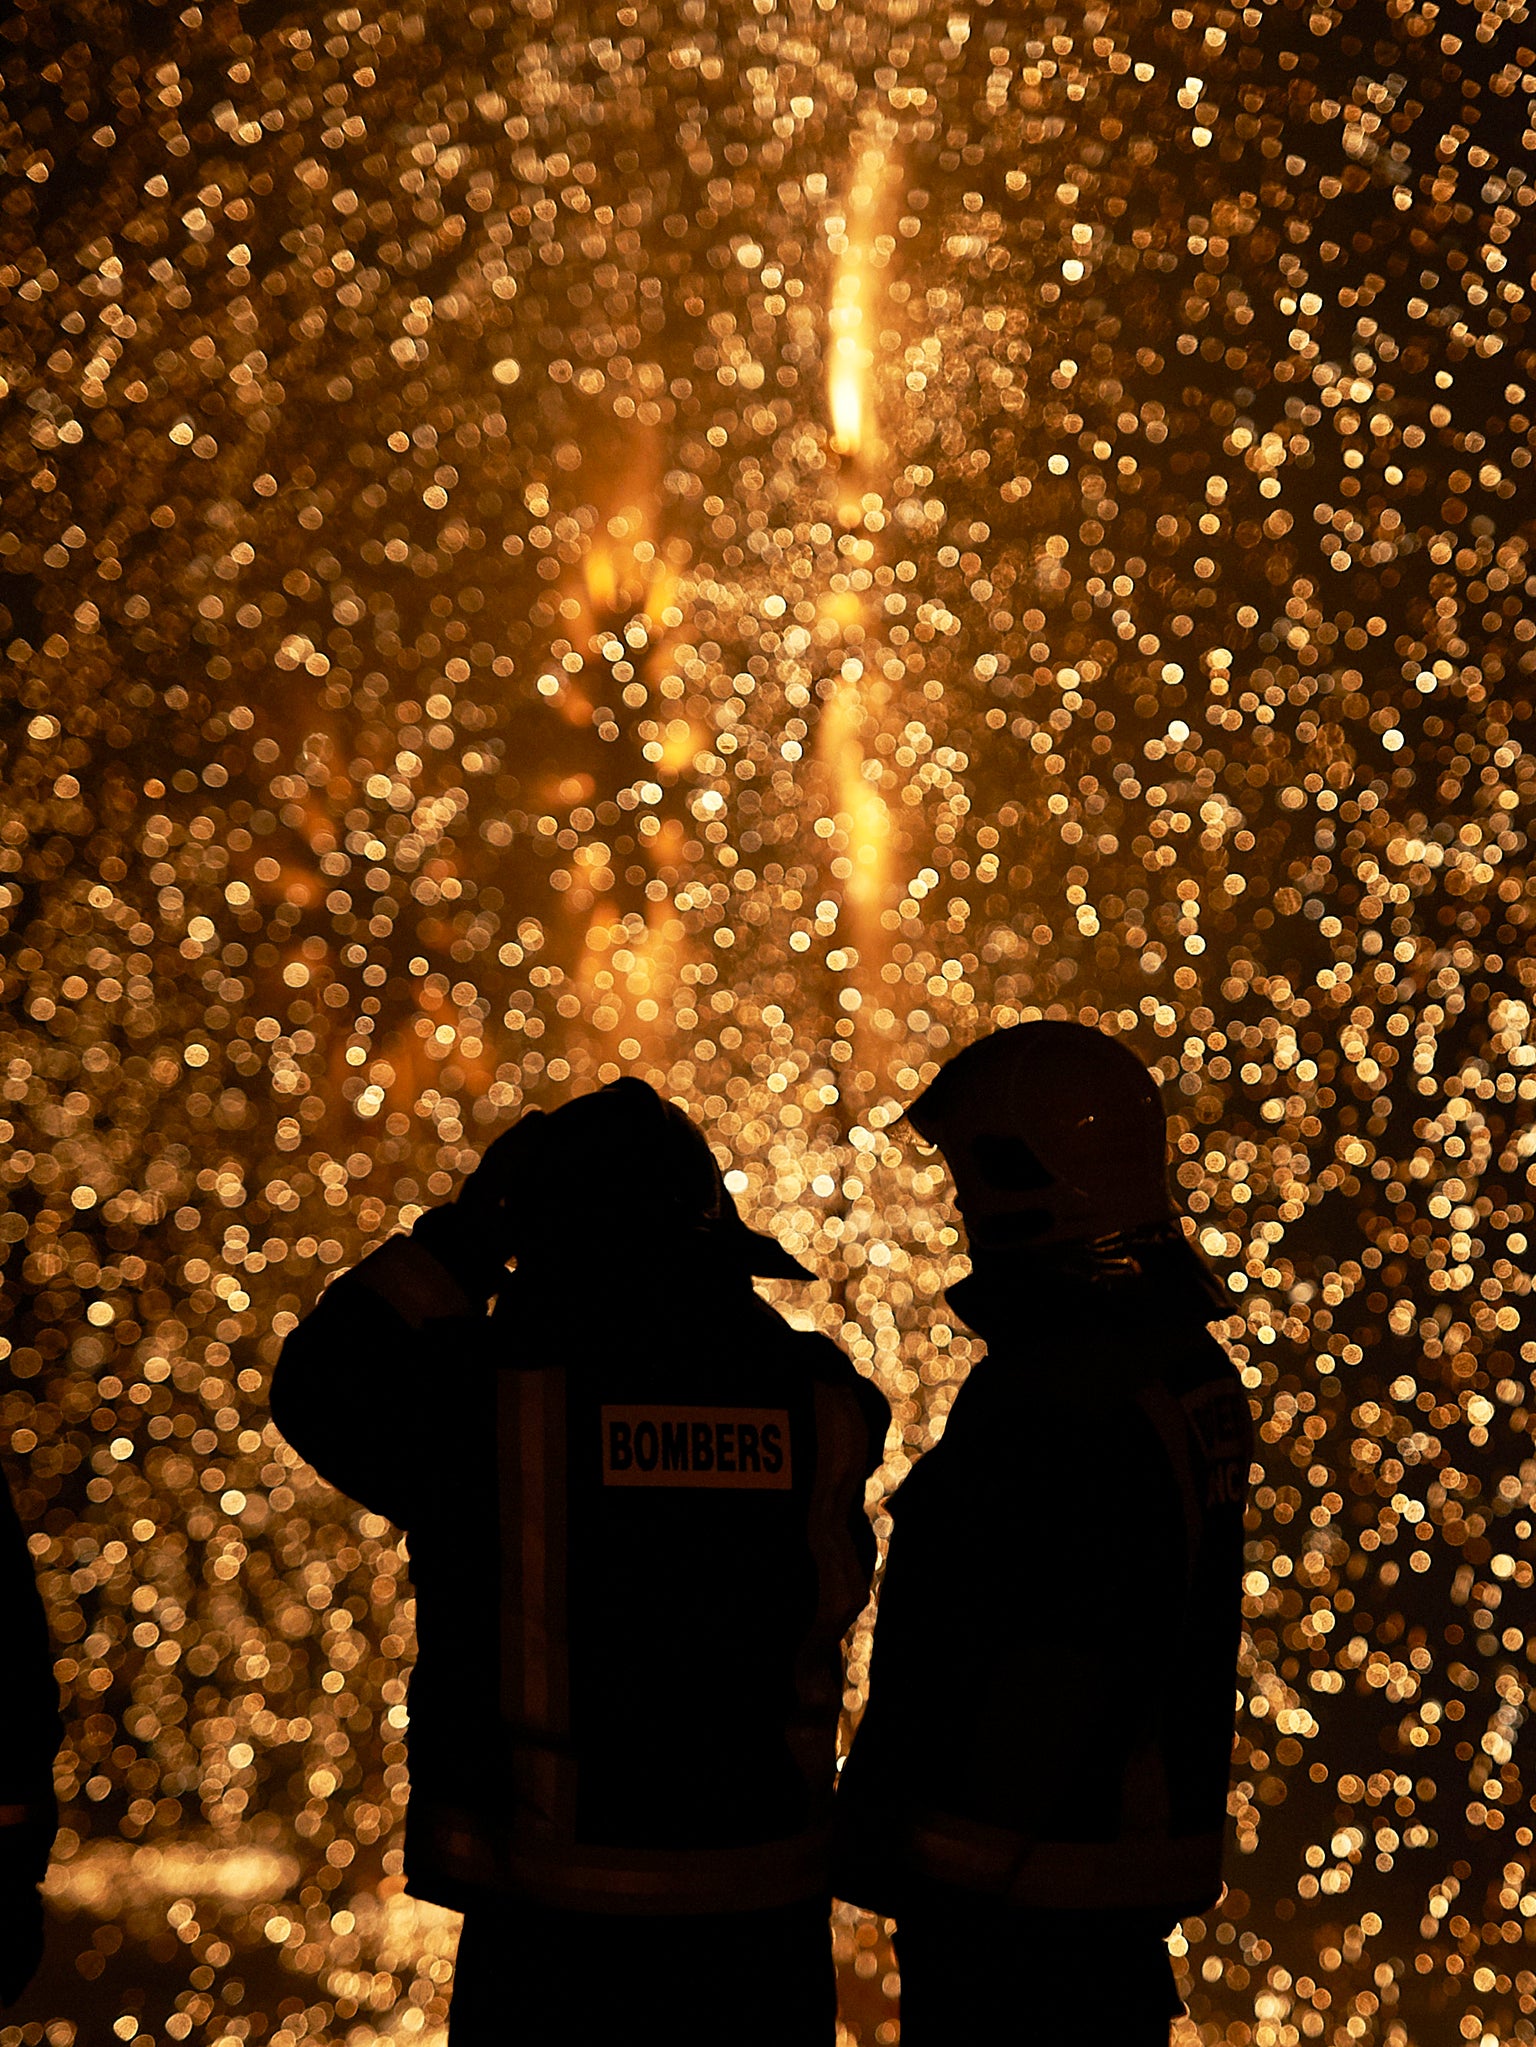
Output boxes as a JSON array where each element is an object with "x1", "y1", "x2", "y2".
[
  {"x1": 968, "y1": 1220, "x2": 1226, "y2": 1308},
  {"x1": 1045, "y1": 1219, "x2": 1192, "y2": 1283}
]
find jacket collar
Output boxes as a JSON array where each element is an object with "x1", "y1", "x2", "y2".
[{"x1": 946, "y1": 1232, "x2": 1222, "y2": 1353}]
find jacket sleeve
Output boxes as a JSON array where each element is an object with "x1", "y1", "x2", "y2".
[
  {"x1": 805, "y1": 1335, "x2": 890, "y2": 1594},
  {"x1": 269, "y1": 1230, "x2": 495, "y2": 1530},
  {"x1": 0, "y1": 1463, "x2": 59, "y2": 1888},
  {"x1": 847, "y1": 1450, "x2": 960, "y2": 1746},
  {"x1": 847, "y1": 1359, "x2": 893, "y2": 1592}
]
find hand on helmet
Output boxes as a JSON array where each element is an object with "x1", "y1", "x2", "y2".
[
  {"x1": 454, "y1": 1120, "x2": 540, "y2": 1228},
  {"x1": 411, "y1": 1114, "x2": 547, "y2": 1297}
]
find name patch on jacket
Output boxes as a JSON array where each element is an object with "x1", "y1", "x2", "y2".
[
  {"x1": 1181, "y1": 1380, "x2": 1253, "y2": 1508},
  {"x1": 601, "y1": 1406, "x2": 792, "y2": 1489}
]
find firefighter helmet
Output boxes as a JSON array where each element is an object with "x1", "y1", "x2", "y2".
[
  {"x1": 906, "y1": 1022, "x2": 1173, "y2": 1250},
  {"x1": 471, "y1": 1078, "x2": 813, "y2": 1278}
]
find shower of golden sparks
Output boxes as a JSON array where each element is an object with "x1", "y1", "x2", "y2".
[
  {"x1": 1, "y1": 0, "x2": 1535, "y2": 2044},
  {"x1": 814, "y1": 658, "x2": 895, "y2": 1082},
  {"x1": 827, "y1": 136, "x2": 893, "y2": 462}
]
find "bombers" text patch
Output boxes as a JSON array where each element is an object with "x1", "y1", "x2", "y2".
[{"x1": 600, "y1": 1406, "x2": 793, "y2": 1490}]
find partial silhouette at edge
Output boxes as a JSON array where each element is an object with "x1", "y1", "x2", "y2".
[{"x1": 0, "y1": 1456, "x2": 61, "y2": 2009}]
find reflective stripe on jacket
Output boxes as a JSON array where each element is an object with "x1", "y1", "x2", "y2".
[
  {"x1": 906, "y1": 1810, "x2": 1225, "y2": 1912},
  {"x1": 273, "y1": 1232, "x2": 889, "y2": 1915},
  {"x1": 835, "y1": 1298, "x2": 1252, "y2": 1922},
  {"x1": 412, "y1": 1801, "x2": 834, "y2": 1914}
]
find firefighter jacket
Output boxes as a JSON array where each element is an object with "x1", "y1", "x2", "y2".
[
  {"x1": 272, "y1": 1227, "x2": 889, "y2": 1916},
  {"x1": 835, "y1": 1261, "x2": 1252, "y2": 1923},
  {"x1": 0, "y1": 1462, "x2": 59, "y2": 1892}
]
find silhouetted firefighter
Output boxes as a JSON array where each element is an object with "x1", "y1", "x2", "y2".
[
  {"x1": 836, "y1": 1023, "x2": 1253, "y2": 2044},
  {"x1": 273, "y1": 1078, "x2": 888, "y2": 2045},
  {"x1": 0, "y1": 1461, "x2": 59, "y2": 2009}
]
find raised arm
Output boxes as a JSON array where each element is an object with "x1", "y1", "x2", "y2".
[
  {"x1": 270, "y1": 1136, "x2": 523, "y2": 1524},
  {"x1": 270, "y1": 1233, "x2": 491, "y2": 1527}
]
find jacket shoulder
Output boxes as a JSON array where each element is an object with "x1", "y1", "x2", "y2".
[
  {"x1": 789, "y1": 1324, "x2": 882, "y2": 1398},
  {"x1": 797, "y1": 1330, "x2": 892, "y2": 1456},
  {"x1": 1156, "y1": 1330, "x2": 1255, "y2": 1468},
  {"x1": 791, "y1": 1323, "x2": 857, "y2": 1377},
  {"x1": 1157, "y1": 1330, "x2": 1254, "y2": 1429},
  {"x1": 1162, "y1": 1325, "x2": 1244, "y2": 1384},
  {"x1": 744, "y1": 1312, "x2": 890, "y2": 1444}
]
